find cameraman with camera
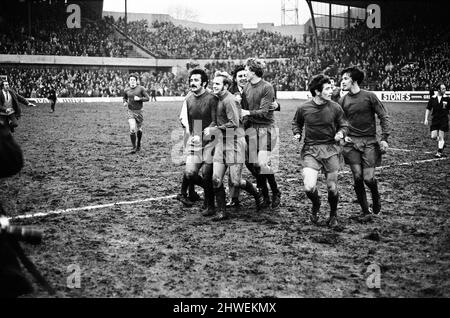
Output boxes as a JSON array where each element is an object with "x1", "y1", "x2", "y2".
[{"x1": 0, "y1": 120, "x2": 50, "y2": 298}]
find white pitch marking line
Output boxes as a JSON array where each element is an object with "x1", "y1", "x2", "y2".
[
  {"x1": 389, "y1": 148, "x2": 413, "y2": 152},
  {"x1": 284, "y1": 156, "x2": 448, "y2": 182},
  {"x1": 9, "y1": 194, "x2": 176, "y2": 221},
  {"x1": 9, "y1": 157, "x2": 449, "y2": 221}
]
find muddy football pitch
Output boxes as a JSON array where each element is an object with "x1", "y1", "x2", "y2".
[{"x1": 2, "y1": 99, "x2": 449, "y2": 298}]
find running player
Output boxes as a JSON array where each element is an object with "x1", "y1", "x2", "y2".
[
  {"x1": 123, "y1": 73, "x2": 150, "y2": 154},
  {"x1": 339, "y1": 66, "x2": 391, "y2": 218},
  {"x1": 292, "y1": 74, "x2": 348, "y2": 228}
]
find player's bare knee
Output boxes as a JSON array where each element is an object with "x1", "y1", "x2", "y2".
[
  {"x1": 304, "y1": 184, "x2": 316, "y2": 193},
  {"x1": 230, "y1": 179, "x2": 241, "y2": 189},
  {"x1": 239, "y1": 179, "x2": 247, "y2": 188},
  {"x1": 212, "y1": 176, "x2": 222, "y2": 189},
  {"x1": 363, "y1": 177, "x2": 375, "y2": 186},
  {"x1": 328, "y1": 189, "x2": 338, "y2": 197},
  {"x1": 327, "y1": 183, "x2": 337, "y2": 193}
]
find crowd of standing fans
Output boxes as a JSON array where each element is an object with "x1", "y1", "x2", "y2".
[
  {"x1": 0, "y1": 17, "x2": 127, "y2": 57},
  {"x1": 114, "y1": 19, "x2": 304, "y2": 59},
  {"x1": 0, "y1": 67, "x2": 187, "y2": 98},
  {"x1": 1, "y1": 16, "x2": 449, "y2": 96}
]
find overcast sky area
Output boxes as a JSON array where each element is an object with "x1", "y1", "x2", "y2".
[{"x1": 102, "y1": 0, "x2": 312, "y2": 26}]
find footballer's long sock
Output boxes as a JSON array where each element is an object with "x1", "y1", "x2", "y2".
[
  {"x1": 306, "y1": 188, "x2": 320, "y2": 209},
  {"x1": 202, "y1": 164, "x2": 214, "y2": 208},
  {"x1": 188, "y1": 184, "x2": 196, "y2": 198},
  {"x1": 214, "y1": 185, "x2": 226, "y2": 211},
  {"x1": 365, "y1": 179, "x2": 380, "y2": 209},
  {"x1": 328, "y1": 190, "x2": 339, "y2": 217},
  {"x1": 245, "y1": 162, "x2": 259, "y2": 180},
  {"x1": 181, "y1": 174, "x2": 189, "y2": 196},
  {"x1": 242, "y1": 180, "x2": 258, "y2": 196},
  {"x1": 354, "y1": 179, "x2": 369, "y2": 214},
  {"x1": 257, "y1": 174, "x2": 269, "y2": 199},
  {"x1": 191, "y1": 174, "x2": 204, "y2": 188},
  {"x1": 137, "y1": 130, "x2": 142, "y2": 148},
  {"x1": 266, "y1": 174, "x2": 280, "y2": 194},
  {"x1": 130, "y1": 133, "x2": 136, "y2": 148}
]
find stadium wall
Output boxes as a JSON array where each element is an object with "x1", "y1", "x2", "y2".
[
  {"x1": 27, "y1": 91, "x2": 441, "y2": 104},
  {"x1": 278, "y1": 91, "x2": 438, "y2": 102}
]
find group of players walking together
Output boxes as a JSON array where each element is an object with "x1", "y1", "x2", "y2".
[
  {"x1": 123, "y1": 57, "x2": 447, "y2": 228},
  {"x1": 169, "y1": 59, "x2": 392, "y2": 227}
]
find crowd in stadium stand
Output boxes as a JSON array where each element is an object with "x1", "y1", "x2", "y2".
[
  {"x1": 114, "y1": 18, "x2": 305, "y2": 59},
  {"x1": 0, "y1": 17, "x2": 127, "y2": 57},
  {"x1": 318, "y1": 22, "x2": 450, "y2": 91},
  {"x1": 1, "y1": 15, "x2": 449, "y2": 96},
  {"x1": 0, "y1": 67, "x2": 187, "y2": 98}
]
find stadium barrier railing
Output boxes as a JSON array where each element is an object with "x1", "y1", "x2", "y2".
[{"x1": 26, "y1": 91, "x2": 446, "y2": 104}]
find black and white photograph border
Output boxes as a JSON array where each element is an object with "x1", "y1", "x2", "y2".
[{"x1": 0, "y1": 0, "x2": 449, "y2": 300}]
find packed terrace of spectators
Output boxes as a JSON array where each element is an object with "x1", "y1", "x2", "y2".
[
  {"x1": 1, "y1": 16, "x2": 449, "y2": 96},
  {"x1": 0, "y1": 17, "x2": 127, "y2": 57},
  {"x1": 114, "y1": 18, "x2": 305, "y2": 59},
  {"x1": 0, "y1": 67, "x2": 187, "y2": 98}
]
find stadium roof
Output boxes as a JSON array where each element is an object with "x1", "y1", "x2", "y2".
[{"x1": 311, "y1": 0, "x2": 372, "y2": 8}]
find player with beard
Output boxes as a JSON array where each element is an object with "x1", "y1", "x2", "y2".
[
  {"x1": 292, "y1": 75, "x2": 348, "y2": 228},
  {"x1": 123, "y1": 73, "x2": 150, "y2": 154},
  {"x1": 176, "y1": 69, "x2": 218, "y2": 216},
  {"x1": 204, "y1": 71, "x2": 262, "y2": 221},
  {"x1": 241, "y1": 58, "x2": 281, "y2": 210},
  {"x1": 339, "y1": 67, "x2": 391, "y2": 218}
]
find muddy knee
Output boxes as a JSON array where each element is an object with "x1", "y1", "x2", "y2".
[
  {"x1": 230, "y1": 180, "x2": 243, "y2": 189},
  {"x1": 304, "y1": 184, "x2": 316, "y2": 193},
  {"x1": 212, "y1": 176, "x2": 223, "y2": 189},
  {"x1": 363, "y1": 177, "x2": 376, "y2": 187}
]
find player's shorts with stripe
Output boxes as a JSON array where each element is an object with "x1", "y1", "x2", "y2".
[
  {"x1": 213, "y1": 132, "x2": 246, "y2": 165},
  {"x1": 246, "y1": 125, "x2": 278, "y2": 164},
  {"x1": 342, "y1": 136, "x2": 381, "y2": 168},
  {"x1": 301, "y1": 143, "x2": 342, "y2": 173},
  {"x1": 127, "y1": 109, "x2": 143, "y2": 128}
]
